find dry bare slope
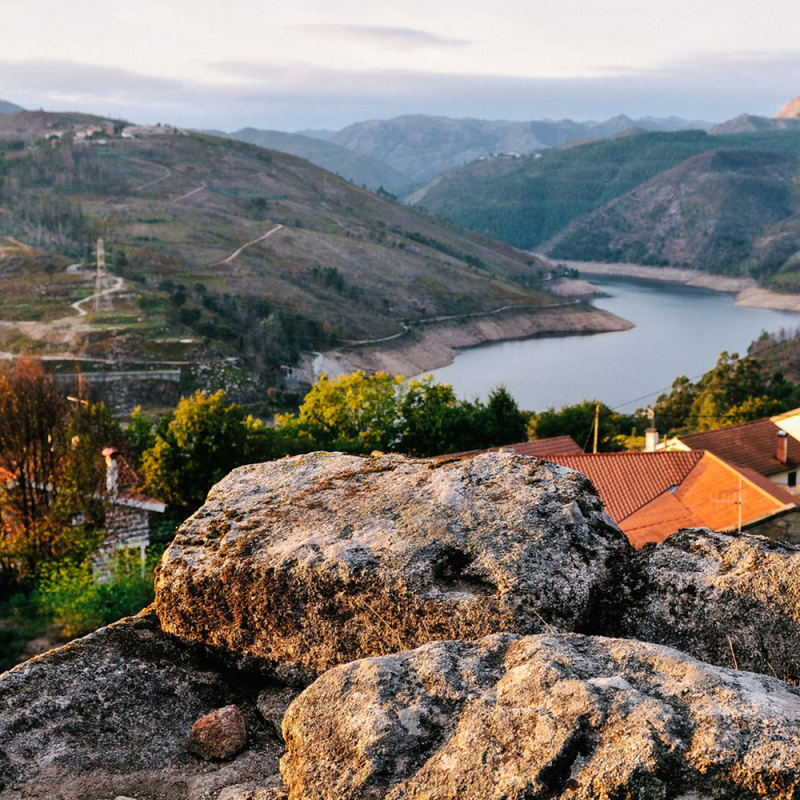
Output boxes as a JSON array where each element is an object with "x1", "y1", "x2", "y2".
[{"x1": 0, "y1": 111, "x2": 620, "y2": 391}]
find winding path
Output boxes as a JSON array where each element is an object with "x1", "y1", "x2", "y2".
[
  {"x1": 171, "y1": 184, "x2": 206, "y2": 204},
  {"x1": 70, "y1": 275, "x2": 126, "y2": 317},
  {"x1": 339, "y1": 299, "x2": 581, "y2": 346},
  {"x1": 128, "y1": 159, "x2": 172, "y2": 191},
  {"x1": 210, "y1": 224, "x2": 283, "y2": 266}
]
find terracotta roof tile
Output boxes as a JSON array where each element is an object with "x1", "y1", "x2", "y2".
[
  {"x1": 544, "y1": 450, "x2": 800, "y2": 548},
  {"x1": 443, "y1": 436, "x2": 584, "y2": 460},
  {"x1": 541, "y1": 451, "x2": 705, "y2": 521},
  {"x1": 677, "y1": 419, "x2": 800, "y2": 476},
  {"x1": 622, "y1": 493, "x2": 705, "y2": 549}
]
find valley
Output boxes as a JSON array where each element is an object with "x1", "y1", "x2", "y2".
[{"x1": 0, "y1": 110, "x2": 631, "y2": 411}]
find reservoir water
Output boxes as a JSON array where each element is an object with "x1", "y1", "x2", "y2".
[{"x1": 428, "y1": 276, "x2": 800, "y2": 413}]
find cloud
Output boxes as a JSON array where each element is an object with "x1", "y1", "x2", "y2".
[
  {"x1": 296, "y1": 25, "x2": 468, "y2": 50},
  {"x1": 2, "y1": 52, "x2": 800, "y2": 131}
]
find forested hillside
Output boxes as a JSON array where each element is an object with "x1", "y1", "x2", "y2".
[{"x1": 412, "y1": 129, "x2": 800, "y2": 256}]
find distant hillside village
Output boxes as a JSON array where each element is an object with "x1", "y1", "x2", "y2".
[{"x1": 41, "y1": 121, "x2": 187, "y2": 145}]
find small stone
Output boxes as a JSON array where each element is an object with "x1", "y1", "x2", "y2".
[{"x1": 188, "y1": 705, "x2": 247, "y2": 761}]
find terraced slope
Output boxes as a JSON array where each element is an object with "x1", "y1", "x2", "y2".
[{"x1": 1, "y1": 111, "x2": 593, "y2": 399}]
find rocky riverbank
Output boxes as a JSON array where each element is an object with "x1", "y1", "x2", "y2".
[
  {"x1": 546, "y1": 257, "x2": 800, "y2": 311},
  {"x1": 3, "y1": 452, "x2": 800, "y2": 799},
  {"x1": 304, "y1": 304, "x2": 633, "y2": 380}
]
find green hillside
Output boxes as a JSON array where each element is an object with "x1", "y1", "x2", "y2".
[
  {"x1": 208, "y1": 127, "x2": 412, "y2": 192},
  {"x1": 0, "y1": 113, "x2": 556, "y2": 402},
  {"x1": 413, "y1": 129, "x2": 800, "y2": 251},
  {"x1": 549, "y1": 149, "x2": 800, "y2": 268}
]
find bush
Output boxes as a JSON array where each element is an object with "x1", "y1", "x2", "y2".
[{"x1": 37, "y1": 549, "x2": 159, "y2": 639}]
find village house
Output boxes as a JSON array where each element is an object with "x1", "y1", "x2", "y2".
[
  {"x1": 540, "y1": 450, "x2": 800, "y2": 548},
  {"x1": 443, "y1": 435, "x2": 584, "y2": 459},
  {"x1": 0, "y1": 450, "x2": 164, "y2": 574},
  {"x1": 664, "y1": 416, "x2": 800, "y2": 493},
  {"x1": 96, "y1": 448, "x2": 165, "y2": 572}
]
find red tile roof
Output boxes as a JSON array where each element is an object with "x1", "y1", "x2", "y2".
[
  {"x1": 543, "y1": 450, "x2": 800, "y2": 548},
  {"x1": 541, "y1": 451, "x2": 705, "y2": 521},
  {"x1": 444, "y1": 436, "x2": 583, "y2": 460},
  {"x1": 677, "y1": 419, "x2": 800, "y2": 476}
]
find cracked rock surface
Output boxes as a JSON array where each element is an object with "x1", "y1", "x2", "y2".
[
  {"x1": 281, "y1": 632, "x2": 800, "y2": 800},
  {"x1": 0, "y1": 608, "x2": 285, "y2": 800},
  {"x1": 621, "y1": 528, "x2": 800, "y2": 683},
  {"x1": 156, "y1": 452, "x2": 631, "y2": 679}
]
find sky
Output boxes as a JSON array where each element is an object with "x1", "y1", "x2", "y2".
[{"x1": 2, "y1": 0, "x2": 800, "y2": 132}]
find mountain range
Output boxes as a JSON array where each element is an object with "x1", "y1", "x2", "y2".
[
  {"x1": 200, "y1": 127, "x2": 411, "y2": 193},
  {"x1": 325, "y1": 114, "x2": 713, "y2": 183},
  {"x1": 205, "y1": 113, "x2": 713, "y2": 188},
  {"x1": 400, "y1": 93, "x2": 800, "y2": 290}
]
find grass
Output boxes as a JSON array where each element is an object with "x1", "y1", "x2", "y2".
[{"x1": 0, "y1": 547, "x2": 163, "y2": 671}]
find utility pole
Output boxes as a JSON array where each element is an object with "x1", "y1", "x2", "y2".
[
  {"x1": 93, "y1": 238, "x2": 106, "y2": 314},
  {"x1": 593, "y1": 402, "x2": 600, "y2": 454},
  {"x1": 712, "y1": 474, "x2": 743, "y2": 533}
]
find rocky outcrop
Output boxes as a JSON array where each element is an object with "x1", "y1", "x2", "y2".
[
  {"x1": 281, "y1": 632, "x2": 800, "y2": 800},
  {"x1": 156, "y1": 452, "x2": 631, "y2": 679},
  {"x1": 620, "y1": 528, "x2": 800, "y2": 683},
  {"x1": 776, "y1": 94, "x2": 800, "y2": 120},
  {"x1": 0, "y1": 607, "x2": 284, "y2": 800},
  {"x1": 7, "y1": 453, "x2": 800, "y2": 799}
]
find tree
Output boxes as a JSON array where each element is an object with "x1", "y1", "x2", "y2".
[
  {"x1": 530, "y1": 400, "x2": 632, "y2": 452},
  {"x1": 479, "y1": 386, "x2": 528, "y2": 448},
  {"x1": 0, "y1": 360, "x2": 119, "y2": 587},
  {"x1": 397, "y1": 377, "x2": 473, "y2": 456},
  {"x1": 654, "y1": 351, "x2": 800, "y2": 434},
  {"x1": 140, "y1": 390, "x2": 280, "y2": 513},
  {"x1": 276, "y1": 372, "x2": 404, "y2": 454}
]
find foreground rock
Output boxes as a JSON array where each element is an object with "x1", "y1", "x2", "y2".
[
  {"x1": 156, "y1": 452, "x2": 631, "y2": 679},
  {"x1": 0, "y1": 608, "x2": 285, "y2": 800},
  {"x1": 622, "y1": 528, "x2": 800, "y2": 683},
  {"x1": 282, "y1": 632, "x2": 800, "y2": 800}
]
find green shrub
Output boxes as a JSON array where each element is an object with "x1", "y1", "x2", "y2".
[{"x1": 38, "y1": 548, "x2": 159, "y2": 639}]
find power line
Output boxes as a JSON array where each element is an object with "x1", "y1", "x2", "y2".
[{"x1": 609, "y1": 337, "x2": 800, "y2": 414}]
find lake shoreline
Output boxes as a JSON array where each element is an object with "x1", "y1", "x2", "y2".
[
  {"x1": 545, "y1": 257, "x2": 800, "y2": 311},
  {"x1": 305, "y1": 304, "x2": 634, "y2": 380}
]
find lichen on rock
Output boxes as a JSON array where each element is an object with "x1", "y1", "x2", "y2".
[
  {"x1": 281, "y1": 632, "x2": 800, "y2": 800},
  {"x1": 621, "y1": 528, "x2": 800, "y2": 682},
  {"x1": 155, "y1": 452, "x2": 632, "y2": 678}
]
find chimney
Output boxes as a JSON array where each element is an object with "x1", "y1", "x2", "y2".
[
  {"x1": 102, "y1": 447, "x2": 119, "y2": 494},
  {"x1": 778, "y1": 430, "x2": 789, "y2": 464},
  {"x1": 645, "y1": 428, "x2": 659, "y2": 452}
]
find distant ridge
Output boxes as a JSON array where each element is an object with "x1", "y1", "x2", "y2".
[
  {"x1": 0, "y1": 100, "x2": 24, "y2": 114},
  {"x1": 709, "y1": 113, "x2": 800, "y2": 135},
  {"x1": 329, "y1": 114, "x2": 713, "y2": 183},
  {"x1": 776, "y1": 94, "x2": 800, "y2": 120},
  {"x1": 203, "y1": 127, "x2": 411, "y2": 192}
]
